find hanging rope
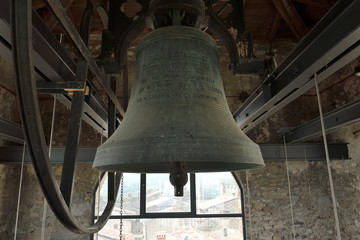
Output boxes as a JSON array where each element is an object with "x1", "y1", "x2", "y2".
[
  {"x1": 282, "y1": 135, "x2": 296, "y2": 240},
  {"x1": 14, "y1": 143, "x2": 26, "y2": 240},
  {"x1": 41, "y1": 94, "x2": 57, "y2": 240},
  {"x1": 245, "y1": 171, "x2": 253, "y2": 240},
  {"x1": 314, "y1": 74, "x2": 341, "y2": 240},
  {"x1": 119, "y1": 174, "x2": 124, "y2": 240}
]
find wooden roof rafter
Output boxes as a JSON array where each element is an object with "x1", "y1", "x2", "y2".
[
  {"x1": 271, "y1": 0, "x2": 309, "y2": 41},
  {"x1": 35, "y1": 0, "x2": 77, "y2": 31},
  {"x1": 293, "y1": 0, "x2": 331, "y2": 9}
]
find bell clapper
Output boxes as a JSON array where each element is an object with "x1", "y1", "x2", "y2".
[{"x1": 169, "y1": 162, "x2": 188, "y2": 197}]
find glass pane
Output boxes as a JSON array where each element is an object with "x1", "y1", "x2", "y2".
[
  {"x1": 97, "y1": 218, "x2": 243, "y2": 240},
  {"x1": 146, "y1": 173, "x2": 191, "y2": 213},
  {"x1": 115, "y1": 173, "x2": 141, "y2": 215},
  {"x1": 196, "y1": 172, "x2": 242, "y2": 214},
  {"x1": 97, "y1": 173, "x2": 141, "y2": 216}
]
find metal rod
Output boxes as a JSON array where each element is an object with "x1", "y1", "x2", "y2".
[
  {"x1": 41, "y1": 94, "x2": 57, "y2": 240},
  {"x1": 314, "y1": 75, "x2": 341, "y2": 240},
  {"x1": 283, "y1": 135, "x2": 296, "y2": 240},
  {"x1": 245, "y1": 171, "x2": 253, "y2": 240},
  {"x1": 48, "y1": 95, "x2": 57, "y2": 158},
  {"x1": 234, "y1": 0, "x2": 360, "y2": 132},
  {"x1": 14, "y1": 143, "x2": 26, "y2": 240}
]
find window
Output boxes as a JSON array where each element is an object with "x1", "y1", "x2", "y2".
[{"x1": 92, "y1": 172, "x2": 246, "y2": 240}]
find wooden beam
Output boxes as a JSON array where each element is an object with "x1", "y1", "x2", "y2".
[
  {"x1": 293, "y1": 0, "x2": 330, "y2": 9},
  {"x1": 268, "y1": 12, "x2": 281, "y2": 53},
  {"x1": 272, "y1": 0, "x2": 300, "y2": 39},
  {"x1": 33, "y1": 0, "x2": 46, "y2": 9},
  {"x1": 269, "y1": 12, "x2": 281, "y2": 42},
  {"x1": 272, "y1": 0, "x2": 308, "y2": 40},
  {"x1": 281, "y1": 0, "x2": 308, "y2": 36},
  {"x1": 45, "y1": 0, "x2": 76, "y2": 30}
]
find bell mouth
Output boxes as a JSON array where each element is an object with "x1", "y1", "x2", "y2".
[
  {"x1": 93, "y1": 137, "x2": 264, "y2": 173},
  {"x1": 93, "y1": 162, "x2": 264, "y2": 173}
]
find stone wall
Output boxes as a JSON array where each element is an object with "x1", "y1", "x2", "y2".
[
  {"x1": 0, "y1": 163, "x2": 99, "y2": 240},
  {"x1": 236, "y1": 121, "x2": 360, "y2": 240}
]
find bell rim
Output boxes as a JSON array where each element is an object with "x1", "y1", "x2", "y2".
[
  {"x1": 93, "y1": 162, "x2": 265, "y2": 173},
  {"x1": 93, "y1": 136, "x2": 264, "y2": 173}
]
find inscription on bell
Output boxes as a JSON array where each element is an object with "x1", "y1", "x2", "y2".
[{"x1": 135, "y1": 50, "x2": 224, "y2": 104}]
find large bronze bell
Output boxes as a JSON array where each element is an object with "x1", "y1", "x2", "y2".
[{"x1": 93, "y1": 26, "x2": 265, "y2": 175}]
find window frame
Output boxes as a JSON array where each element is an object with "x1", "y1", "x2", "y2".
[{"x1": 91, "y1": 172, "x2": 246, "y2": 239}]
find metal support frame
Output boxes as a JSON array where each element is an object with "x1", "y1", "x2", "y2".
[
  {"x1": 10, "y1": 0, "x2": 120, "y2": 234},
  {"x1": 44, "y1": 0, "x2": 125, "y2": 117},
  {"x1": 284, "y1": 99, "x2": 360, "y2": 143},
  {"x1": 0, "y1": 0, "x2": 109, "y2": 136},
  {"x1": 36, "y1": 81, "x2": 85, "y2": 89},
  {"x1": 233, "y1": 0, "x2": 360, "y2": 132},
  {"x1": 259, "y1": 143, "x2": 348, "y2": 161},
  {"x1": 0, "y1": 118, "x2": 24, "y2": 143},
  {"x1": 0, "y1": 144, "x2": 349, "y2": 163},
  {"x1": 60, "y1": 62, "x2": 88, "y2": 206}
]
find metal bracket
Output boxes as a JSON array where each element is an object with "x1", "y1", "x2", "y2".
[{"x1": 36, "y1": 81, "x2": 90, "y2": 95}]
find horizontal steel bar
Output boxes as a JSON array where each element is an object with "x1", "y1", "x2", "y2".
[
  {"x1": 56, "y1": 95, "x2": 108, "y2": 136},
  {"x1": 0, "y1": 144, "x2": 349, "y2": 164},
  {"x1": 234, "y1": 58, "x2": 266, "y2": 75},
  {"x1": 0, "y1": 118, "x2": 24, "y2": 143},
  {"x1": 36, "y1": 81, "x2": 86, "y2": 90},
  {"x1": 284, "y1": 99, "x2": 360, "y2": 143},
  {"x1": 0, "y1": 147, "x2": 96, "y2": 163},
  {"x1": 102, "y1": 213, "x2": 243, "y2": 219},
  {"x1": 259, "y1": 143, "x2": 349, "y2": 161},
  {"x1": 233, "y1": 0, "x2": 360, "y2": 132}
]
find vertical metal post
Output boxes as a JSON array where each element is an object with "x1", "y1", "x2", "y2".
[
  {"x1": 108, "y1": 173, "x2": 116, "y2": 201},
  {"x1": 122, "y1": 60, "x2": 129, "y2": 112},
  {"x1": 140, "y1": 174, "x2": 146, "y2": 216},
  {"x1": 190, "y1": 173, "x2": 196, "y2": 216},
  {"x1": 60, "y1": 62, "x2": 88, "y2": 206},
  {"x1": 108, "y1": 76, "x2": 117, "y2": 135},
  {"x1": 107, "y1": 75, "x2": 117, "y2": 202}
]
